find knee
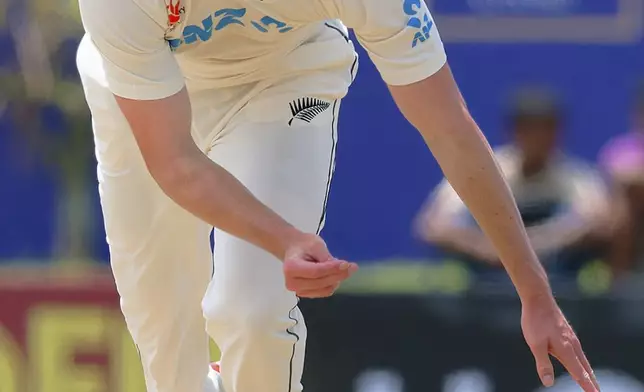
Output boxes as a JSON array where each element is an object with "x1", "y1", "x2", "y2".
[{"x1": 203, "y1": 293, "x2": 297, "y2": 336}]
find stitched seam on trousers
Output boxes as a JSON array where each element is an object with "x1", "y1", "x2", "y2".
[
  {"x1": 315, "y1": 99, "x2": 339, "y2": 234},
  {"x1": 323, "y1": 22, "x2": 349, "y2": 42},
  {"x1": 349, "y1": 53, "x2": 359, "y2": 83},
  {"x1": 285, "y1": 299, "x2": 300, "y2": 392},
  {"x1": 323, "y1": 22, "x2": 359, "y2": 84},
  {"x1": 315, "y1": 52, "x2": 356, "y2": 234},
  {"x1": 315, "y1": 23, "x2": 358, "y2": 234},
  {"x1": 323, "y1": 22, "x2": 359, "y2": 83},
  {"x1": 210, "y1": 228, "x2": 215, "y2": 278}
]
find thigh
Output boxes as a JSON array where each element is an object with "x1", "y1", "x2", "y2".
[{"x1": 205, "y1": 88, "x2": 341, "y2": 312}]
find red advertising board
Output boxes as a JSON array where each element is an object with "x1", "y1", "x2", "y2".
[{"x1": 0, "y1": 267, "x2": 218, "y2": 392}]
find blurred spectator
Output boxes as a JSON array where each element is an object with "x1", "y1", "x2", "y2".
[
  {"x1": 0, "y1": 1, "x2": 94, "y2": 260},
  {"x1": 416, "y1": 87, "x2": 612, "y2": 280},
  {"x1": 599, "y1": 81, "x2": 644, "y2": 276}
]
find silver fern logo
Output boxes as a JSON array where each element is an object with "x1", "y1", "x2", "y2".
[{"x1": 288, "y1": 97, "x2": 331, "y2": 126}]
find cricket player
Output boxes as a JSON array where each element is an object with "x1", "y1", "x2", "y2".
[{"x1": 76, "y1": 0, "x2": 600, "y2": 391}]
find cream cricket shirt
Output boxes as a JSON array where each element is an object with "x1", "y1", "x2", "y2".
[{"x1": 78, "y1": 0, "x2": 447, "y2": 100}]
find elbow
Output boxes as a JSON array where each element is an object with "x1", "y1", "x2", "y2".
[
  {"x1": 151, "y1": 166, "x2": 181, "y2": 194},
  {"x1": 389, "y1": 65, "x2": 475, "y2": 145},
  {"x1": 145, "y1": 155, "x2": 198, "y2": 198}
]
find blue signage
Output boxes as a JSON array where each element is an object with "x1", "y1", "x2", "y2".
[
  {"x1": 432, "y1": 0, "x2": 619, "y2": 17},
  {"x1": 428, "y1": 0, "x2": 642, "y2": 43}
]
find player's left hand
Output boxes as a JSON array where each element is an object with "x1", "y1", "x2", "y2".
[{"x1": 521, "y1": 295, "x2": 600, "y2": 392}]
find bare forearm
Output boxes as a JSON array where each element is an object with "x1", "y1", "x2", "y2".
[
  {"x1": 116, "y1": 90, "x2": 304, "y2": 260},
  {"x1": 432, "y1": 125, "x2": 548, "y2": 293},
  {"x1": 155, "y1": 150, "x2": 302, "y2": 259},
  {"x1": 389, "y1": 66, "x2": 551, "y2": 301}
]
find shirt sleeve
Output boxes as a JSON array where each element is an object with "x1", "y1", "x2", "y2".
[
  {"x1": 78, "y1": 0, "x2": 184, "y2": 100},
  {"x1": 321, "y1": 0, "x2": 447, "y2": 86},
  {"x1": 563, "y1": 162, "x2": 610, "y2": 219}
]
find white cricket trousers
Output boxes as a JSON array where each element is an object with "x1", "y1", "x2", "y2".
[{"x1": 77, "y1": 35, "x2": 356, "y2": 392}]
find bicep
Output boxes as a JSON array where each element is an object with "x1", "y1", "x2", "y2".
[
  {"x1": 79, "y1": 0, "x2": 184, "y2": 100},
  {"x1": 115, "y1": 88, "x2": 197, "y2": 174}
]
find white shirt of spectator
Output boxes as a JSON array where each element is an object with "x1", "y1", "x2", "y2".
[{"x1": 431, "y1": 144, "x2": 609, "y2": 224}]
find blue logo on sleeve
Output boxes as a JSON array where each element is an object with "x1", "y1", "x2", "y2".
[
  {"x1": 168, "y1": 8, "x2": 293, "y2": 50},
  {"x1": 403, "y1": 0, "x2": 435, "y2": 48}
]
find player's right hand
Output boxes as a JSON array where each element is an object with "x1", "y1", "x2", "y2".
[{"x1": 283, "y1": 234, "x2": 358, "y2": 298}]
